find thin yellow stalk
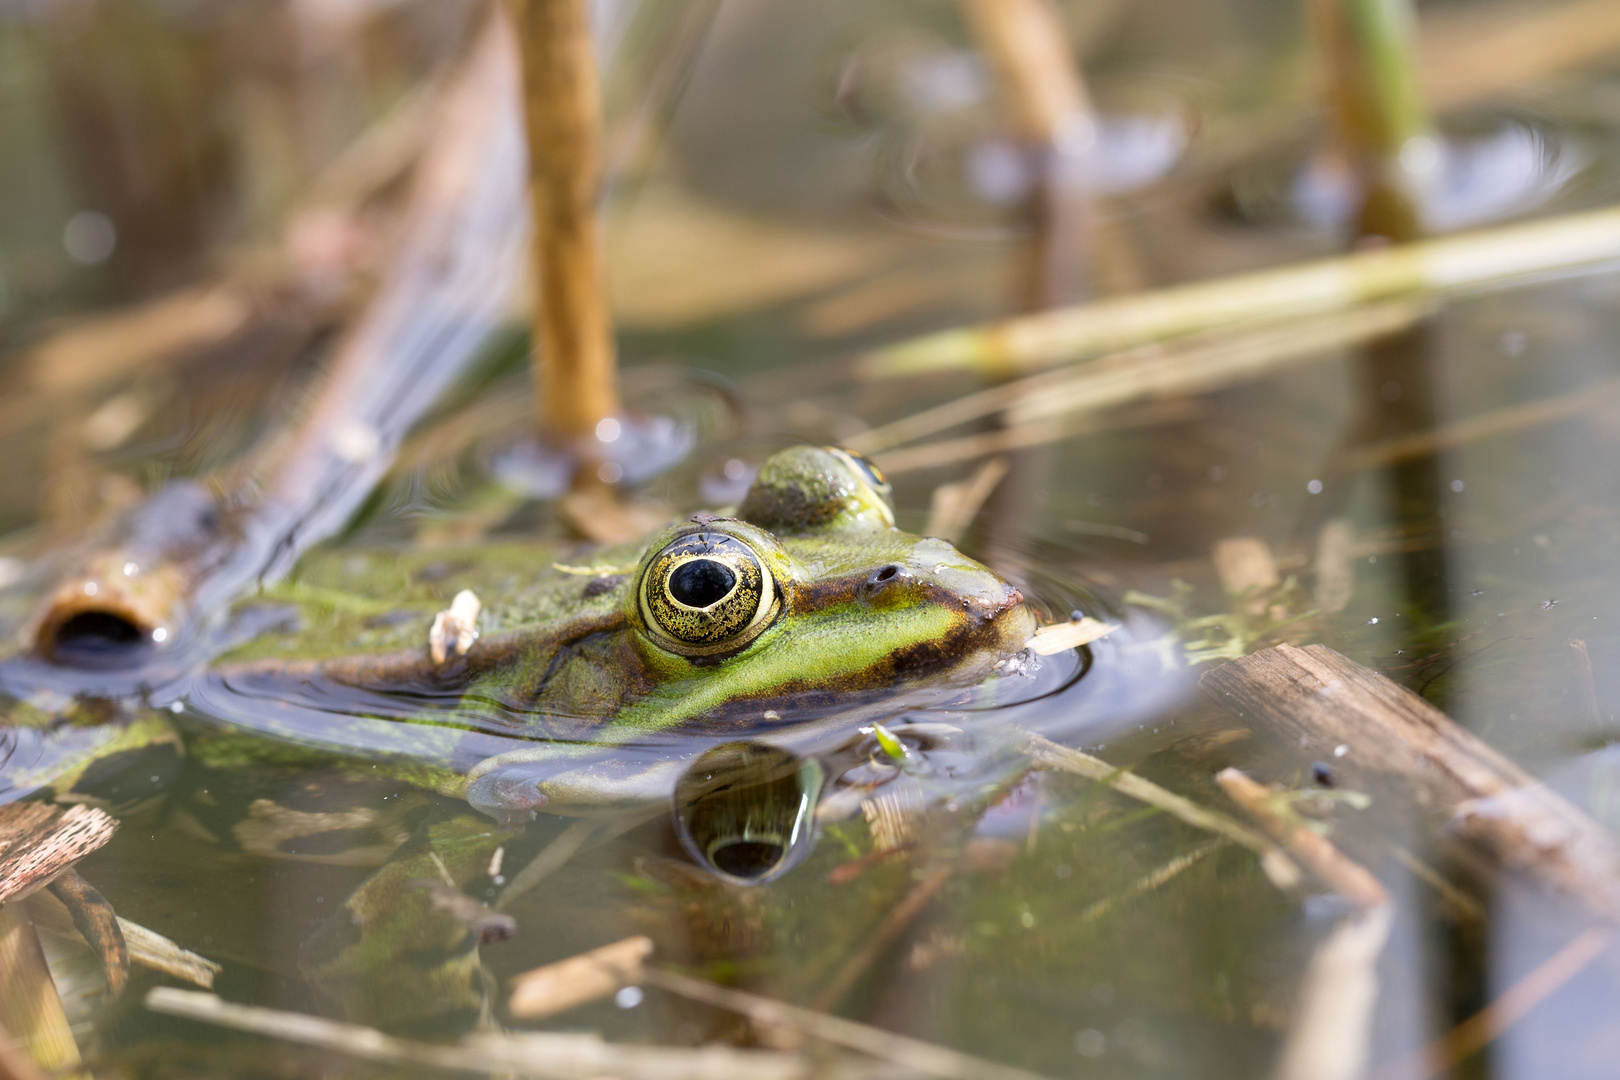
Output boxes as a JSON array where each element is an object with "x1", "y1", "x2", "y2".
[
  {"x1": 859, "y1": 203, "x2": 1620, "y2": 378},
  {"x1": 851, "y1": 299, "x2": 1423, "y2": 456},
  {"x1": 507, "y1": 0, "x2": 620, "y2": 443}
]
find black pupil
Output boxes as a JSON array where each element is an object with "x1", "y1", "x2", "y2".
[
  {"x1": 709, "y1": 839, "x2": 785, "y2": 880},
  {"x1": 670, "y1": 559, "x2": 737, "y2": 608}
]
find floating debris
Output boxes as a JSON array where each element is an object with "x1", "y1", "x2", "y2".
[{"x1": 507, "y1": 935, "x2": 654, "y2": 1020}]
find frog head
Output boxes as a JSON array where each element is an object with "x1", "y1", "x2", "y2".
[
  {"x1": 465, "y1": 446, "x2": 1034, "y2": 819},
  {"x1": 618, "y1": 446, "x2": 1031, "y2": 730}
]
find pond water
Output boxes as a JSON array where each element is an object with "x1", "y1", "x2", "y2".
[{"x1": 5, "y1": 0, "x2": 1620, "y2": 1078}]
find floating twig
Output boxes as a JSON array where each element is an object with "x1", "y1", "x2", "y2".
[
  {"x1": 496, "y1": 819, "x2": 598, "y2": 911},
  {"x1": 146, "y1": 988, "x2": 808, "y2": 1080},
  {"x1": 638, "y1": 967, "x2": 1057, "y2": 1080},
  {"x1": 1027, "y1": 618, "x2": 1116, "y2": 656},
  {"x1": 508, "y1": 936, "x2": 654, "y2": 1020}
]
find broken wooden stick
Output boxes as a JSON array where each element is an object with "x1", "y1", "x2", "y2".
[
  {"x1": 1202, "y1": 644, "x2": 1620, "y2": 920},
  {"x1": 0, "y1": 802, "x2": 118, "y2": 904},
  {"x1": 1217, "y1": 768, "x2": 1389, "y2": 909}
]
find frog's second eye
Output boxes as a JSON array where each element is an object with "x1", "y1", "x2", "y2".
[{"x1": 640, "y1": 531, "x2": 778, "y2": 653}]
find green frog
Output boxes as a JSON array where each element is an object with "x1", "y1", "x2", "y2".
[{"x1": 8, "y1": 445, "x2": 1036, "y2": 1027}]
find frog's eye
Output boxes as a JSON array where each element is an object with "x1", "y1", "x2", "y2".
[
  {"x1": 825, "y1": 447, "x2": 895, "y2": 526},
  {"x1": 827, "y1": 447, "x2": 889, "y2": 498},
  {"x1": 639, "y1": 531, "x2": 779, "y2": 653}
]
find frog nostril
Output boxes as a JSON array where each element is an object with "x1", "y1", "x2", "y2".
[{"x1": 862, "y1": 564, "x2": 911, "y2": 599}]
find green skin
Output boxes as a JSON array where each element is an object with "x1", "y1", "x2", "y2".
[{"x1": 28, "y1": 446, "x2": 1035, "y2": 1026}]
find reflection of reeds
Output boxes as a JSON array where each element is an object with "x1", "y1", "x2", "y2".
[
  {"x1": 507, "y1": 0, "x2": 620, "y2": 444},
  {"x1": 860, "y1": 204, "x2": 1620, "y2": 378}
]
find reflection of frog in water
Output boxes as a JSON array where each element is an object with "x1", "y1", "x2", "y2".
[{"x1": 7, "y1": 445, "x2": 1034, "y2": 1026}]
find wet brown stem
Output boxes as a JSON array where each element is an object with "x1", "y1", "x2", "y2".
[{"x1": 507, "y1": 0, "x2": 621, "y2": 446}]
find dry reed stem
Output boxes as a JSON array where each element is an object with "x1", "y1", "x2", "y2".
[
  {"x1": 1215, "y1": 768, "x2": 1390, "y2": 909},
  {"x1": 495, "y1": 818, "x2": 597, "y2": 911},
  {"x1": 1569, "y1": 638, "x2": 1602, "y2": 729},
  {"x1": 1077, "y1": 839, "x2": 1226, "y2": 923},
  {"x1": 1343, "y1": 375, "x2": 1620, "y2": 470},
  {"x1": 960, "y1": 0, "x2": 1090, "y2": 144},
  {"x1": 1420, "y1": 0, "x2": 1620, "y2": 109},
  {"x1": 859, "y1": 205, "x2": 1620, "y2": 378},
  {"x1": 1025, "y1": 735, "x2": 1300, "y2": 884},
  {"x1": 960, "y1": 0, "x2": 1098, "y2": 306},
  {"x1": 1386, "y1": 846, "x2": 1485, "y2": 923},
  {"x1": 1311, "y1": 0, "x2": 1431, "y2": 159},
  {"x1": 925, "y1": 457, "x2": 1009, "y2": 542},
  {"x1": 1369, "y1": 927, "x2": 1613, "y2": 1080},
  {"x1": 507, "y1": 0, "x2": 620, "y2": 443},
  {"x1": 872, "y1": 399, "x2": 1196, "y2": 477},
  {"x1": 146, "y1": 988, "x2": 808, "y2": 1080},
  {"x1": 1213, "y1": 538, "x2": 1281, "y2": 616},
  {"x1": 851, "y1": 300, "x2": 1424, "y2": 456},
  {"x1": 1314, "y1": 519, "x2": 1356, "y2": 615},
  {"x1": 508, "y1": 935, "x2": 654, "y2": 1019},
  {"x1": 1274, "y1": 904, "x2": 1394, "y2": 1080},
  {"x1": 638, "y1": 967, "x2": 1058, "y2": 1080},
  {"x1": 812, "y1": 865, "x2": 953, "y2": 1013}
]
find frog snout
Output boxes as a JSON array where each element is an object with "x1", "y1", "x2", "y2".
[{"x1": 960, "y1": 578, "x2": 1025, "y2": 622}]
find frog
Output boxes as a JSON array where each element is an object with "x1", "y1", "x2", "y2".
[{"x1": 5, "y1": 444, "x2": 1037, "y2": 1028}]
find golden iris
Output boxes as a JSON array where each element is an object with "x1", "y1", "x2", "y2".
[{"x1": 640, "y1": 531, "x2": 777, "y2": 651}]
